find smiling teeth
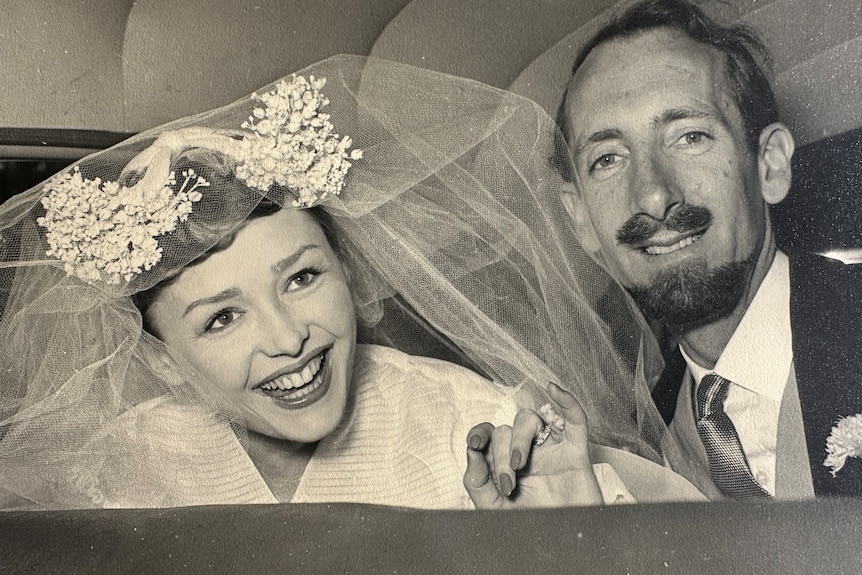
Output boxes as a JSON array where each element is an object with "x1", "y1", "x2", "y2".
[
  {"x1": 645, "y1": 234, "x2": 700, "y2": 255},
  {"x1": 259, "y1": 354, "x2": 323, "y2": 391}
]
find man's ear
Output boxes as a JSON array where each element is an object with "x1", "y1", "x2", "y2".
[
  {"x1": 758, "y1": 123, "x2": 795, "y2": 205},
  {"x1": 560, "y1": 182, "x2": 601, "y2": 253}
]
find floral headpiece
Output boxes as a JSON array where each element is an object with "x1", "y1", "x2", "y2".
[
  {"x1": 37, "y1": 168, "x2": 208, "y2": 285},
  {"x1": 36, "y1": 74, "x2": 362, "y2": 285},
  {"x1": 236, "y1": 75, "x2": 363, "y2": 208}
]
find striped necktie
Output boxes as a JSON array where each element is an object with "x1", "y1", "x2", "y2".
[{"x1": 696, "y1": 373, "x2": 771, "y2": 499}]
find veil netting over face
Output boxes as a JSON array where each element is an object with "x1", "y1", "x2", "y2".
[{"x1": 0, "y1": 55, "x2": 672, "y2": 509}]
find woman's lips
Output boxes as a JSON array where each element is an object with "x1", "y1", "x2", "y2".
[
  {"x1": 254, "y1": 350, "x2": 332, "y2": 409},
  {"x1": 258, "y1": 354, "x2": 324, "y2": 391}
]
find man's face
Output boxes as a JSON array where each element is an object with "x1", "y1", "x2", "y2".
[{"x1": 563, "y1": 28, "x2": 770, "y2": 327}]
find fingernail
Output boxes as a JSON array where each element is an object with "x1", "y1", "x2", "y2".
[
  {"x1": 468, "y1": 434, "x2": 482, "y2": 450},
  {"x1": 510, "y1": 449, "x2": 522, "y2": 469},
  {"x1": 500, "y1": 473, "x2": 514, "y2": 497}
]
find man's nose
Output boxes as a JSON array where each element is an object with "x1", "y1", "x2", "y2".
[
  {"x1": 629, "y1": 153, "x2": 683, "y2": 220},
  {"x1": 259, "y1": 306, "x2": 309, "y2": 358}
]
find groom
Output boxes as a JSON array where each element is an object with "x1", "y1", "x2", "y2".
[{"x1": 555, "y1": 0, "x2": 862, "y2": 498}]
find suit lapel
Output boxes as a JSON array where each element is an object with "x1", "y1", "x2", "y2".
[{"x1": 774, "y1": 365, "x2": 815, "y2": 497}]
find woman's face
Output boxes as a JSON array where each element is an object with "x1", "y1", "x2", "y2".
[{"x1": 148, "y1": 208, "x2": 356, "y2": 443}]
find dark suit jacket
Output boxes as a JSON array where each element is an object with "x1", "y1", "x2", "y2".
[
  {"x1": 789, "y1": 251, "x2": 862, "y2": 496},
  {"x1": 662, "y1": 252, "x2": 862, "y2": 497}
]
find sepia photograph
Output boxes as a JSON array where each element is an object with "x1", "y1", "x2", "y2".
[{"x1": 1, "y1": 0, "x2": 861, "y2": 572}]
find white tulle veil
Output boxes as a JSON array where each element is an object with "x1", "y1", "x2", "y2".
[{"x1": 0, "y1": 55, "x2": 671, "y2": 509}]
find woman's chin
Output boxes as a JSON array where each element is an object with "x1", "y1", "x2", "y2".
[
  {"x1": 249, "y1": 377, "x2": 349, "y2": 443},
  {"x1": 242, "y1": 342, "x2": 354, "y2": 444}
]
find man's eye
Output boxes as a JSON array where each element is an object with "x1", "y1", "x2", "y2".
[
  {"x1": 678, "y1": 131, "x2": 710, "y2": 146},
  {"x1": 671, "y1": 130, "x2": 715, "y2": 155},
  {"x1": 590, "y1": 153, "x2": 620, "y2": 172},
  {"x1": 206, "y1": 310, "x2": 240, "y2": 332}
]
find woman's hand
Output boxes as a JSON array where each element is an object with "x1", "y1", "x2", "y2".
[{"x1": 463, "y1": 382, "x2": 603, "y2": 508}]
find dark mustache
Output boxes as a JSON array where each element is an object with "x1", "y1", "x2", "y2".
[{"x1": 616, "y1": 204, "x2": 712, "y2": 246}]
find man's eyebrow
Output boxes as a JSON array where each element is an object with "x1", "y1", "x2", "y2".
[
  {"x1": 574, "y1": 129, "x2": 623, "y2": 156},
  {"x1": 654, "y1": 108, "x2": 716, "y2": 126},
  {"x1": 183, "y1": 288, "x2": 242, "y2": 317}
]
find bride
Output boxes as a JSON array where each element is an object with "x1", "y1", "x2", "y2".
[{"x1": 0, "y1": 55, "x2": 701, "y2": 509}]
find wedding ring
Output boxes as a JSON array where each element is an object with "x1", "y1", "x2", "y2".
[
  {"x1": 533, "y1": 402, "x2": 565, "y2": 446},
  {"x1": 533, "y1": 423, "x2": 553, "y2": 447}
]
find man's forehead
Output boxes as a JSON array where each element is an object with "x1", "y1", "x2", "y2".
[
  {"x1": 564, "y1": 28, "x2": 731, "y2": 138},
  {"x1": 578, "y1": 27, "x2": 720, "y2": 73}
]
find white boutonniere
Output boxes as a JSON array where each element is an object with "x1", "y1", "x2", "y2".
[{"x1": 824, "y1": 414, "x2": 862, "y2": 476}]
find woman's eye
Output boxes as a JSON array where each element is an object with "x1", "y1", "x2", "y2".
[
  {"x1": 205, "y1": 310, "x2": 241, "y2": 333},
  {"x1": 285, "y1": 268, "x2": 322, "y2": 292}
]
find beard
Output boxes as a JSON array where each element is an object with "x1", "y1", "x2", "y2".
[{"x1": 626, "y1": 254, "x2": 756, "y2": 330}]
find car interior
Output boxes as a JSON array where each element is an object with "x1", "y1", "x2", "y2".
[{"x1": 1, "y1": 0, "x2": 860, "y2": 571}]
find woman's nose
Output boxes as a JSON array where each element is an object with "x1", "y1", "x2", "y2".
[
  {"x1": 629, "y1": 153, "x2": 683, "y2": 220},
  {"x1": 259, "y1": 307, "x2": 309, "y2": 357}
]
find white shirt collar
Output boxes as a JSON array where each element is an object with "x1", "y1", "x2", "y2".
[{"x1": 681, "y1": 251, "x2": 793, "y2": 401}]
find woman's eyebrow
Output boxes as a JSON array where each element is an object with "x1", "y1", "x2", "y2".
[
  {"x1": 181, "y1": 244, "x2": 321, "y2": 317},
  {"x1": 272, "y1": 244, "x2": 319, "y2": 274},
  {"x1": 182, "y1": 288, "x2": 242, "y2": 317}
]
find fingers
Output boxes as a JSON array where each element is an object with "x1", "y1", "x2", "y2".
[
  {"x1": 548, "y1": 382, "x2": 587, "y2": 426},
  {"x1": 463, "y1": 444, "x2": 505, "y2": 509},
  {"x1": 485, "y1": 424, "x2": 513, "y2": 496},
  {"x1": 491, "y1": 408, "x2": 548, "y2": 496},
  {"x1": 465, "y1": 421, "x2": 520, "y2": 499},
  {"x1": 466, "y1": 422, "x2": 495, "y2": 451},
  {"x1": 509, "y1": 409, "x2": 544, "y2": 471},
  {"x1": 465, "y1": 421, "x2": 510, "y2": 508},
  {"x1": 464, "y1": 404, "x2": 568, "y2": 507},
  {"x1": 547, "y1": 382, "x2": 592, "y2": 470}
]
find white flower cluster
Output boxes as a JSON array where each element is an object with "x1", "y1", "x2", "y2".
[
  {"x1": 37, "y1": 167, "x2": 208, "y2": 285},
  {"x1": 235, "y1": 74, "x2": 363, "y2": 207},
  {"x1": 824, "y1": 413, "x2": 862, "y2": 476}
]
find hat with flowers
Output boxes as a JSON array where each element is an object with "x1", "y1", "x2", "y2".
[{"x1": 36, "y1": 74, "x2": 362, "y2": 286}]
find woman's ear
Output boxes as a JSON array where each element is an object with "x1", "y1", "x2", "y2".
[
  {"x1": 758, "y1": 123, "x2": 795, "y2": 205},
  {"x1": 560, "y1": 183, "x2": 601, "y2": 253}
]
